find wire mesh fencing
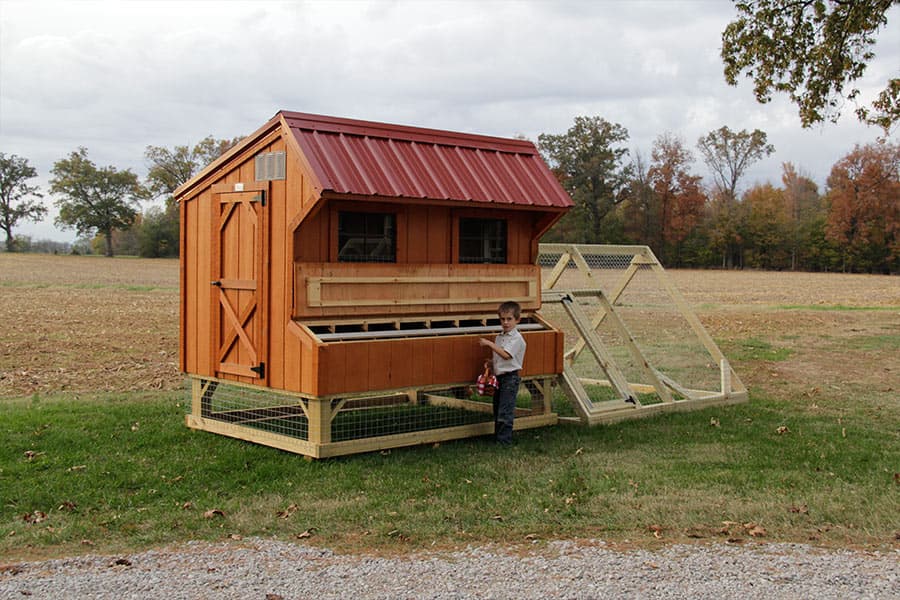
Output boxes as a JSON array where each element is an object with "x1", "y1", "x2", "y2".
[
  {"x1": 186, "y1": 377, "x2": 552, "y2": 447},
  {"x1": 538, "y1": 244, "x2": 733, "y2": 415}
]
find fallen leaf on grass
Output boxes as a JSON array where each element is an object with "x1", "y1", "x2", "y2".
[
  {"x1": 648, "y1": 524, "x2": 663, "y2": 539},
  {"x1": 776, "y1": 426, "x2": 789, "y2": 435},
  {"x1": 22, "y1": 511, "x2": 47, "y2": 524},
  {"x1": 744, "y1": 522, "x2": 767, "y2": 537},
  {"x1": 685, "y1": 528, "x2": 706, "y2": 539},
  {"x1": 491, "y1": 515, "x2": 504, "y2": 521},
  {"x1": 67, "y1": 465, "x2": 86, "y2": 472},
  {"x1": 709, "y1": 417, "x2": 720, "y2": 427},
  {"x1": 229, "y1": 534, "x2": 243, "y2": 540},
  {"x1": 182, "y1": 502, "x2": 194, "y2": 510},
  {"x1": 58, "y1": 501, "x2": 77, "y2": 512},
  {"x1": 789, "y1": 504, "x2": 809, "y2": 514},
  {"x1": 0, "y1": 565, "x2": 24, "y2": 575},
  {"x1": 277, "y1": 503, "x2": 299, "y2": 519},
  {"x1": 203, "y1": 509, "x2": 226, "y2": 519},
  {"x1": 295, "y1": 528, "x2": 316, "y2": 539},
  {"x1": 81, "y1": 539, "x2": 94, "y2": 546}
]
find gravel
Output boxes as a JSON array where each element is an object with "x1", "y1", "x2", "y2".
[{"x1": 1, "y1": 539, "x2": 897, "y2": 599}]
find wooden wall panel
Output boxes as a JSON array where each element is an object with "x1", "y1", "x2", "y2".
[
  {"x1": 405, "y1": 207, "x2": 429, "y2": 264},
  {"x1": 195, "y1": 189, "x2": 213, "y2": 376},
  {"x1": 427, "y1": 207, "x2": 451, "y2": 263},
  {"x1": 408, "y1": 337, "x2": 434, "y2": 387},
  {"x1": 268, "y1": 160, "x2": 287, "y2": 391}
]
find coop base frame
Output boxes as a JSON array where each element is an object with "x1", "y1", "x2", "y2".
[{"x1": 185, "y1": 375, "x2": 557, "y2": 458}]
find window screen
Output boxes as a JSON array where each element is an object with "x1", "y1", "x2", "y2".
[
  {"x1": 459, "y1": 218, "x2": 507, "y2": 264},
  {"x1": 338, "y1": 212, "x2": 396, "y2": 263}
]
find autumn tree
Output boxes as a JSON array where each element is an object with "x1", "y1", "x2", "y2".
[
  {"x1": 742, "y1": 182, "x2": 791, "y2": 268},
  {"x1": 780, "y1": 162, "x2": 824, "y2": 269},
  {"x1": 138, "y1": 135, "x2": 241, "y2": 257},
  {"x1": 697, "y1": 126, "x2": 775, "y2": 267},
  {"x1": 722, "y1": 0, "x2": 899, "y2": 132},
  {"x1": 50, "y1": 148, "x2": 146, "y2": 257},
  {"x1": 621, "y1": 151, "x2": 657, "y2": 247},
  {"x1": 539, "y1": 116, "x2": 633, "y2": 243},
  {"x1": 647, "y1": 133, "x2": 706, "y2": 265},
  {"x1": 825, "y1": 141, "x2": 900, "y2": 273},
  {"x1": 0, "y1": 153, "x2": 46, "y2": 252},
  {"x1": 144, "y1": 135, "x2": 241, "y2": 200}
]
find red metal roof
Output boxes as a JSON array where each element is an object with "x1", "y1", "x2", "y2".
[{"x1": 280, "y1": 111, "x2": 572, "y2": 210}]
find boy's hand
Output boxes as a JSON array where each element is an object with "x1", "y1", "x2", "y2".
[{"x1": 478, "y1": 338, "x2": 492, "y2": 348}]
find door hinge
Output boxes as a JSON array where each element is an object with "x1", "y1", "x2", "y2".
[
  {"x1": 211, "y1": 280, "x2": 222, "y2": 287},
  {"x1": 250, "y1": 362, "x2": 266, "y2": 378},
  {"x1": 252, "y1": 191, "x2": 266, "y2": 207}
]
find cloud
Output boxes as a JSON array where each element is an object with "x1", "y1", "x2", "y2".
[{"x1": 1, "y1": 0, "x2": 897, "y2": 242}]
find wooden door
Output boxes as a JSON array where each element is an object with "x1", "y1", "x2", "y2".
[{"x1": 211, "y1": 182, "x2": 269, "y2": 383}]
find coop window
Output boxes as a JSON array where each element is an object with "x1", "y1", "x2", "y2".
[
  {"x1": 254, "y1": 151, "x2": 286, "y2": 181},
  {"x1": 459, "y1": 218, "x2": 507, "y2": 264},
  {"x1": 338, "y1": 212, "x2": 396, "y2": 263}
]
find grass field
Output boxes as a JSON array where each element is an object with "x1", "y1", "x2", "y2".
[{"x1": 1, "y1": 253, "x2": 897, "y2": 560}]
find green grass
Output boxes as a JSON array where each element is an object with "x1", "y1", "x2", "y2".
[
  {"x1": 720, "y1": 338, "x2": 793, "y2": 362},
  {"x1": 776, "y1": 304, "x2": 895, "y2": 311},
  {"x1": 2, "y1": 390, "x2": 897, "y2": 559}
]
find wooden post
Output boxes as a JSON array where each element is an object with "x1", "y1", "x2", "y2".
[{"x1": 307, "y1": 398, "x2": 332, "y2": 445}]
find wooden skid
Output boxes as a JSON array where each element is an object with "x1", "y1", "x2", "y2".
[
  {"x1": 577, "y1": 390, "x2": 748, "y2": 425},
  {"x1": 187, "y1": 411, "x2": 556, "y2": 459},
  {"x1": 186, "y1": 375, "x2": 557, "y2": 458}
]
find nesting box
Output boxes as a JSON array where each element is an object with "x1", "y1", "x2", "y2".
[{"x1": 177, "y1": 111, "x2": 572, "y2": 457}]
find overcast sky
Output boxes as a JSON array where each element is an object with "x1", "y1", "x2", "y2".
[{"x1": 1, "y1": 0, "x2": 898, "y2": 243}]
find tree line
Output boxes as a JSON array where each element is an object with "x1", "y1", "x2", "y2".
[
  {"x1": 3, "y1": 1, "x2": 896, "y2": 270},
  {"x1": 1, "y1": 122, "x2": 897, "y2": 273},
  {"x1": 537, "y1": 119, "x2": 899, "y2": 274}
]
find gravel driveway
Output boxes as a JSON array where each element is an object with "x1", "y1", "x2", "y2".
[{"x1": 2, "y1": 538, "x2": 897, "y2": 599}]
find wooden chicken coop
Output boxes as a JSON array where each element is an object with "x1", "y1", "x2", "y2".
[{"x1": 176, "y1": 111, "x2": 573, "y2": 458}]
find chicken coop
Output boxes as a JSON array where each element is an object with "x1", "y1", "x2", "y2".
[{"x1": 176, "y1": 110, "x2": 573, "y2": 458}]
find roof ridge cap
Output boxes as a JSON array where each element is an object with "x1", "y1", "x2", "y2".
[{"x1": 279, "y1": 110, "x2": 536, "y2": 154}]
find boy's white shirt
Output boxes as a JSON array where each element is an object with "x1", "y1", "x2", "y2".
[{"x1": 492, "y1": 327, "x2": 526, "y2": 375}]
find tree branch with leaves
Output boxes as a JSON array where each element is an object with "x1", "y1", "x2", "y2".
[
  {"x1": 50, "y1": 148, "x2": 146, "y2": 257},
  {"x1": 722, "y1": 0, "x2": 899, "y2": 133},
  {"x1": 0, "y1": 153, "x2": 46, "y2": 252}
]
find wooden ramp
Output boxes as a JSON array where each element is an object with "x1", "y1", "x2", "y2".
[{"x1": 538, "y1": 244, "x2": 747, "y2": 425}]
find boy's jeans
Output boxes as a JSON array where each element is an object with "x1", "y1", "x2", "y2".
[{"x1": 493, "y1": 371, "x2": 520, "y2": 445}]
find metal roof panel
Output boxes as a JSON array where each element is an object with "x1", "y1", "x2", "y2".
[{"x1": 280, "y1": 111, "x2": 573, "y2": 209}]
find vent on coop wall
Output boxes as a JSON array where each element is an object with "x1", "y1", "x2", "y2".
[{"x1": 255, "y1": 151, "x2": 286, "y2": 181}]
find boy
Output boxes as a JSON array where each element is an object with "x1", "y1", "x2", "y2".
[{"x1": 479, "y1": 301, "x2": 526, "y2": 445}]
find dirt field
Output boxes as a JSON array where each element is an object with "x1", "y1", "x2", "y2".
[{"x1": 1, "y1": 253, "x2": 897, "y2": 402}]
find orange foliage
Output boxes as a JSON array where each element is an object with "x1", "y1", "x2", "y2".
[{"x1": 826, "y1": 142, "x2": 900, "y2": 272}]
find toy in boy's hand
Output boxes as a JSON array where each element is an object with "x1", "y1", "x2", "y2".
[{"x1": 475, "y1": 361, "x2": 498, "y2": 396}]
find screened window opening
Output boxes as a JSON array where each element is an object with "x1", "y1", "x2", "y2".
[
  {"x1": 459, "y1": 218, "x2": 507, "y2": 264},
  {"x1": 338, "y1": 212, "x2": 396, "y2": 263}
]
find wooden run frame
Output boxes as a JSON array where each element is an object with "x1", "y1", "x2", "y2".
[
  {"x1": 185, "y1": 375, "x2": 557, "y2": 458},
  {"x1": 538, "y1": 243, "x2": 747, "y2": 425}
]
